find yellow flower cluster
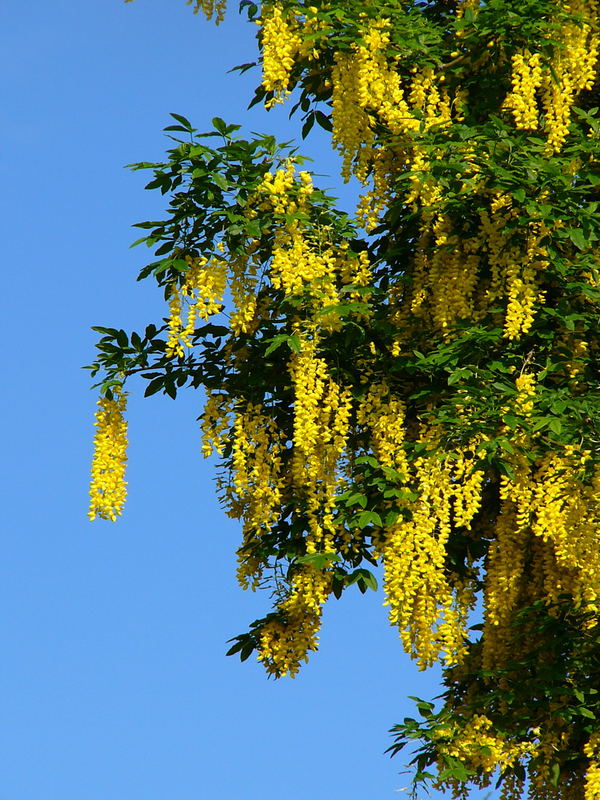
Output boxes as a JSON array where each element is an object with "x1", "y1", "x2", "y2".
[
  {"x1": 187, "y1": 0, "x2": 226, "y2": 23},
  {"x1": 482, "y1": 498, "x2": 530, "y2": 669},
  {"x1": 531, "y1": 450, "x2": 599, "y2": 606},
  {"x1": 332, "y1": 20, "x2": 451, "y2": 167},
  {"x1": 409, "y1": 214, "x2": 481, "y2": 332},
  {"x1": 356, "y1": 381, "x2": 410, "y2": 476},
  {"x1": 455, "y1": 0, "x2": 481, "y2": 17},
  {"x1": 289, "y1": 337, "x2": 353, "y2": 545},
  {"x1": 257, "y1": 564, "x2": 330, "y2": 677},
  {"x1": 543, "y1": 0, "x2": 599, "y2": 152},
  {"x1": 483, "y1": 448, "x2": 600, "y2": 670},
  {"x1": 515, "y1": 372, "x2": 536, "y2": 416},
  {"x1": 504, "y1": 2, "x2": 599, "y2": 151},
  {"x1": 166, "y1": 287, "x2": 185, "y2": 358},
  {"x1": 437, "y1": 714, "x2": 536, "y2": 780},
  {"x1": 272, "y1": 233, "x2": 338, "y2": 303},
  {"x1": 331, "y1": 52, "x2": 374, "y2": 182},
  {"x1": 504, "y1": 51, "x2": 544, "y2": 130},
  {"x1": 378, "y1": 432, "x2": 481, "y2": 668},
  {"x1": 256, "y1": 165, "x2": 373, "y2": 327},
  {"x1": 475, "y1": 196, "x2": 549, "y2": 339},
  {"x1": 256, "y1": 614, "x2": 318, "y2": 678},
  {"x1": 223, "y1": 404, "x2": 287, "y2": 588},
  {"x1": 355, "y1": 148, "x2": 397, "y2": 231},
  {"x1": 200, "y1": 391, "x2": 232, "y2": 459},
  {"x1": 467, "y1": 725, "x2": 578, "y2": 800},
  {"x1": 200, "y1": 162, "x2": 378, "y2": 670},
  {"x1": 259, "y1": 4, "x2": 303, "y2": 106},
  {"x1": 206, "y1": 204, "x2": 363, "y2": 668},
  {"x1": 330, "y1": 18, "x2": 455, "y2": 227},
  {"x1": 452, "y1": 446, "x2": 486, "y2": 529},
  {"x1": 354, "y1": 22, "x2": 420, "y2": 139},
  {"x1": 257, "y1": 162, "x2": 297, "y2": 213},
  {"x1": 565, "y1": 336, "x2": 590, "y2": 379},
  {"x1": 185, "y1": 172, "x2": 370, "y2": 670},
  {"x1": 503, "y1": 259, "x2": 544, "y2": 339},
  {"x1": 228, "y1": 260, "x2": 260, "y2": 337},
  {"x1": 248, "y1": 338, "x2": 350, "y2": 675},
  {"x1": 89, "y1": 390, "x2": 128, "y2": 522},
  {"x1": 165, "y1": 254, "x2": 227, "y2": 357}
]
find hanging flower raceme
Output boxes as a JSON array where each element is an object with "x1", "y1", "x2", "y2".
[
  {"x1": 503, "y1": 1, "x2": 599, "y2": 152},
  {"x1": 504, "y1": 50, "x2": 544, "y2": 130},
  {"x1": 166, "y1": 253, "x2": 227, "y2": 358},
  {"x1": 259, "y1": 4, "x2": 303, "y2": 107},
  {"x1": 88, "y1": 389, "x2": 128, "y2": 522}
]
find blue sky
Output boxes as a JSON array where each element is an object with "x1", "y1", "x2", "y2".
[{"x1": 2, "y1": 2, "x2": 458, "y2": 798}]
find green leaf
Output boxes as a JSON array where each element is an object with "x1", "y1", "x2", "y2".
[
  {"x1": 567, "y1": 228, "x2": 588, "y2": 251},
  {"x1": 240, "y1": 641, "x2": 255, "y2": 662},
  {"x1": 213, "y1": 173, "x2": 228, "y2": 190},
  {"x1": 548, "y1": 418, "x2": 562, "y2": 435},
  {"x1": 345, "y1": 492, "x2": 367, "y2": 508},
  {"x1": 346, "y1": 569, "x2": 378, "y2": 592},
  {"x1": 164, "y1": 125, "x2": 192, "y2": 134},
  {"x1": 385, "y1": 510, "x2": 399, "y2": 527},
  {"x1": 169, "y1": 112, "x2": 194, "y2": 132},
  {"x1": 357, "y1": 510, "x2": 382, "y2": 528},
  {"x1": 440, "y1": 764, "x2": 470, "y2": 782},
  {"x1": 416, "y1": 701, "x2": 434, "y2": 716},
  {"x1": 363, "y1": 571, "x2": 378, "y2": 591},
  {"x1": 315, "y1": 110, "x2": 333, "y2": 132},
  {"x1": 302, "y1": 113, "x2": 315, "y2": 139},
  {"x1": 297, "y1": 552, "x2": 340, "y2": 570},
  {"x1": 331, "y1": 574, "x2": 345, "y2": 600},
  {"x1": 447, "y1": 368, "x2": 472, "y2": 385},
  {"x1": 287, "y1": 335, "x2": 301, "y2": 354},
  {"x1": 225, "y1": 640, "x2": 243, "y2": 656},
  {"x1": 144, "y1": 377, "x2": 164, "y2": 397},
  {"x1": 212, "y1": 116, "x2": 228, "y2": 135},
  {"x1": 355, "y1": 456, "x2": 379, "y2": 468},
  {"x1": 550, "y1": 400, "x2": 568, "y2": 414},
  {"x1": 496, "y1": 460, "x2": 516, "y2": 481},
  {"x1": 264, "y1": 334, "x2": 290, "y2": 356},
  {"x1": 577, "y1": 707, "x2": 596, "y2": 719},
  {"x1": 91, "y1": 326, "x2": 118, "y2": 336}
]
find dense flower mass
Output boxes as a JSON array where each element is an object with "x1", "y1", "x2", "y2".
[
  {"x1": 88, "y1": 390, "x2": 128, "y2": 522},
  {"x1": 91, "y1": 0, "x2": 600, "y2": 796}
]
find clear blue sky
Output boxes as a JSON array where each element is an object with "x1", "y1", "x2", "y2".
[{"x1": 2, "y1": 2, "x2": 467, "y2": 798}]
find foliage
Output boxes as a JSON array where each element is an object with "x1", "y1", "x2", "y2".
[{"x1": 89, "y1": 0, "x2": 600, "y2": 797}]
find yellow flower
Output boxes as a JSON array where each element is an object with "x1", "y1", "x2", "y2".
[{"x1": 89, "y1": 389, "x2": 128, "y2": 522}]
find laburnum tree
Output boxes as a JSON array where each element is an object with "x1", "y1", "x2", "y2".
[{"x1": 87, "y1": 0, "x2": 600, "y2": 796}]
